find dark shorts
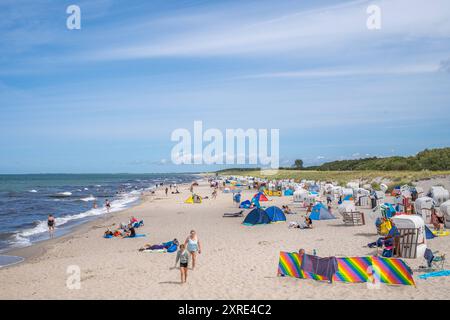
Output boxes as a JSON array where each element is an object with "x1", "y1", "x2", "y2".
[{"x1": 180, "y1": 262, "x2": 188, "y2": 268}]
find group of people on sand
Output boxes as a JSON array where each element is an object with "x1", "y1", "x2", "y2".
[
  {"x1": 287, "y1": 204, "x2": 314, "y2": 229},
  {"x1": 139, "y1": 230, "x2": 202, "y2": 284},
  {"x1": 173, "y1": 230, "x2": 202, "y2": 284},
  {"x1": 103, "y1": 216, "x2": 144, "y2": 238},
  {"x1": 289, "y1": 216, "x2": 313, "y2": 229}
]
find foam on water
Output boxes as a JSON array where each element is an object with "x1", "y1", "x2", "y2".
[
  {"x1": 0, "y1": 173, "x2": 197, "y2": 252},
  {"x1": 9, "y1": 191, "x2": 140, "y2": 249},
  {"x1": 80, "y1": 195, "x2": 96, "y2": 202}
]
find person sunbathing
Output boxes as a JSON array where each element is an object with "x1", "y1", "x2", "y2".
[
  {"x1": 431, "y1": 210, "x2": 445, "y2": 231},
  {"x1": 139, "y1": 239, "x2": 179, "y2": 252},
  {"x1": 122, "y1": 225, "x2": 136, "y2": 238},
  {"x1": 289, "y1": 217, "x2": 312, "y2": 229}
]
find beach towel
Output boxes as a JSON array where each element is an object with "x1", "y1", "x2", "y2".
[
  {"x1": 103, "y1": 234, "x2": 113, "y2": 239},
  {"x1": 432, "y1": 230, "x2": 450, "y2": 237},
  {"x1": 143, "y1": 249, "x2": 166, "y2": 253},
  {"x1": 418, "y1": 270, "x2": 450, "y2": 280},
  {"x1": 301, "y1": 254, "x2": 338, "y2": 282},
  {"x1": 124, "y1": 234, "x2": 146, "y2": 238}
]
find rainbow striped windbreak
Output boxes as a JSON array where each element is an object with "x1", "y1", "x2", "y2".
[{"x1": 278, "y1": 251, "x2": 415, "y2": 286}]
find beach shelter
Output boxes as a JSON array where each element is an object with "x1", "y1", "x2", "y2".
[
  {"x1": 243, "y1": 208, "x2": 271, "y2": 226},
  {"x1": 185, "y1": 194, "x2": 202, "y2": 204},
  {"x1": 309, "y1": 203, "x2": 336, "y2": 220},
  {"x1": 252, "y1": 192, "x2": 269, "y2": 202},
  {"x1": 265, "y1": 206, "x2": 286, "y2": 222},
  {"x1": 430, "y1": 186, "x2": 450, "y2": 206},
  {"x1": 284, "y1": 189, "x2": 294, "y2": 196},
  {"x1": 239, "y1": 200, "x2": 252, "y2": 209},
  {"x1": 278, "y1": 252, "x2": 415, "y2": 286}
]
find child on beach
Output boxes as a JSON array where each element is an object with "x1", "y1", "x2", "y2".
[{"x1": 174, "y1": 244, "x2": 190, "y2": 284}]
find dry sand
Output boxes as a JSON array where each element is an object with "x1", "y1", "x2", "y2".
[{"x1": 0, "y1": 180, "x2": 449, "y2": 300}]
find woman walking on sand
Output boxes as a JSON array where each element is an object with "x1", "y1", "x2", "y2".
[
  {"x1": 174, "y1": 244, "x2": 190, "y2": 284},
  {"x1": 47, "y1": 214, "x2": 56, "y2": 238},
  {"x1": 185, "y1": 230, "x2": 201, "y2": 270}
]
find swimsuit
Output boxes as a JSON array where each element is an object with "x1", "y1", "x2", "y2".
[
  {"x1": 187, "y1": 237, "x2": 198, "y2": 252},
  {"x1": 176, "y1": 250, "x2": 189, "y2": 267},
  {"x1": 48, "y1": 220, "x2": 55, "y2": 227}
]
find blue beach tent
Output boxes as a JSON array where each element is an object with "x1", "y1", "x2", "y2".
[
  {"x1": 265, "y1": 206, "x2": 286, "y2": 222},
  {"x1": 243, "y1": 208, "x2": 271, "y2": 226},
  {"x1": 309, "y1": 203, "x2": 336, "y2": 220},
  {"x1": 284, "y1": 189, "x2": 294, "y2": 196}
]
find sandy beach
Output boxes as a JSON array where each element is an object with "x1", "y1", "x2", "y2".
[{"x1": 0, "y1": 178, "x2": 448, "y2": 300}]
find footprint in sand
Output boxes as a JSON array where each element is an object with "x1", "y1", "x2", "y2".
[{"x1": 258, "y1": 241, "x2": 271, "y2": 245}]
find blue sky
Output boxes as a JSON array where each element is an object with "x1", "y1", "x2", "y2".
[{"x1": 1, "y1": 0, "x2": 450, "y2": 173}]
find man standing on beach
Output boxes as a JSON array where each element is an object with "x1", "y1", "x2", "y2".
[{"x1": 47, "y1": 214, "x2": 55, "y2": 238}]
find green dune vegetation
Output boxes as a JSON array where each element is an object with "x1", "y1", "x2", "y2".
[{"x1": 215, "y1": 148, "x2": 450, "y2": 189}]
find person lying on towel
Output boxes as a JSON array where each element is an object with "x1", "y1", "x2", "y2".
[
  {"x1": 288, "y1": 217, "x2": 312, "y2": 229},
  {"x1": 139, "y1": 239, "x2": 179, "y2": 252}
]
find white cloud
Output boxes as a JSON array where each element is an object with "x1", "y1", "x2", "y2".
[
  {"x1": 84, "y1": 0, "x2": 450, "y2": 61},
  {"x1": 243, "y1": 64, "x2": 440, "y2": 79}
]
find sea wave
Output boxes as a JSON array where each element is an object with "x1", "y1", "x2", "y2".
[
  {"x1": 10, "y1": 191, "x2": 140, "y2": 248},
  {"x1": 80, "y1": 195, "x2": 96, "y2": 202},
  {"x1": 50, "y1": 192, "x2": 72, "y2": 198}
]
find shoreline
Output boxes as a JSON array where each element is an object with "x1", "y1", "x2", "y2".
[{"x1": 2, "y1": 182, "x2": 194, "y2": 268}]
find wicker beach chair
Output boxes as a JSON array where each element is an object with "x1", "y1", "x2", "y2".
[
  {"x1": 394, "y1": 228, "x2": 419, "y2": 259},
  {"x1": 343, "y1": 212, "x2": 365, "y2": 226}
]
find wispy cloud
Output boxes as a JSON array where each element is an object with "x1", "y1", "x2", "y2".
[
  {"x1": 82, "y1": 0, "x2": 450, "y2": 61},
  {"x1": 242, "y1": 64, "x2": 440, "y2": 79}
]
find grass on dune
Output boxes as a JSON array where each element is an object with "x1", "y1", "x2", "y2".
[{"x1": 213, "y1": 169, "x2": 450, "y2": 187}]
